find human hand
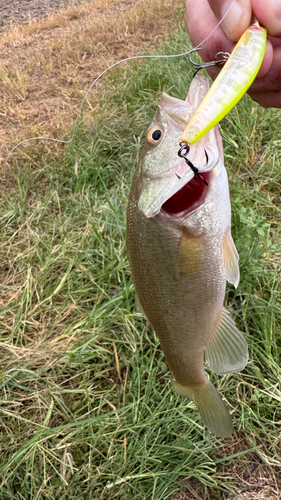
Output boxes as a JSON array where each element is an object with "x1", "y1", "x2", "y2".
[{"x1": 185, "y1": 0, "x2": 281, "y2": 107}]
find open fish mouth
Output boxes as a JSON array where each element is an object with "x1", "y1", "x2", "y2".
[
  {"x1": 138, "y1": 164, "x2": 195, "y2": 218},
  {"x1": 161, "y1": 170, "x2": 211, "y2": 217},
  {"x1": 138, "y1": 149, "x2": 217, "y2": 218}
]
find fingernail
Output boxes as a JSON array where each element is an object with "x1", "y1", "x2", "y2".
[
  {"x1": 268, "y1": 0, "x2": 281, "y2": 19},
  {"x1": 221, "y1": 0, "x2": 246, "y2": 39}
]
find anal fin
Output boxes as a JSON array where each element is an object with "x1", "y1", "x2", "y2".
[{"x1": 205, "y1": 307, "x2": 248, "y2": 375}]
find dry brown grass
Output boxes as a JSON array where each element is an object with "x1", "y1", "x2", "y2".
[{"x1": 0, "y1": 0, "x2": 184, "y2": 172}]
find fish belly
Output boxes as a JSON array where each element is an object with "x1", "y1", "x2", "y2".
[{"x1": 127, "y1": 180, "x2": 225, "y2": 388}]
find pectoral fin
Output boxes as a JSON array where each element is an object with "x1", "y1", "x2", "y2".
[
  {"x1": 222, "y1": 228, "x2": 240, "y2": 288},
  {"x1": 178, "y1": 232, "x2": 203, "y2": 277},
  {"x1": 205, "y1": 307, "x2": 248, "y2": 375}
]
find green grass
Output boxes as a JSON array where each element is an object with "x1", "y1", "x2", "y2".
[{"x1": 1, "y1": 16, "x2": 281, "y2": 500}]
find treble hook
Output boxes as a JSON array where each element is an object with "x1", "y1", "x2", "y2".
[
  {"x1": 188, "y1": 49, "x2": 230, "y2": 76},
  {"x1": 178, "y1": 142, "x2": 208, "y2": 186}
]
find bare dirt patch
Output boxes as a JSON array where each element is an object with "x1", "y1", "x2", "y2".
[
  {"x1": 172, "y1": 466, "x2": 281, "y2": 500},
  {"x1": 168, "y1": 443, "x2": 281, "y2": 500},
  {"x1": 0, "y1": 0, "x2": 89, "y2": 31}
]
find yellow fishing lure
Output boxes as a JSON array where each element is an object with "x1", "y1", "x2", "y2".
[{"x1": 181, "y1": 21, "x2": 267, "y2": 145}]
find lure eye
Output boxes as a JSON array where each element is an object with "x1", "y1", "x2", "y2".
[{"x1": 147, "y1": 127, "x2": 163, "y2": 145}]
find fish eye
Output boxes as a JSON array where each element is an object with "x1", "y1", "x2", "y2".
[{"x1": 147, "y1": 127, "x2": 163, "y2": 145}]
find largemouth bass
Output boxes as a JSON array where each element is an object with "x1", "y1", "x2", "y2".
[{"x1": 127, "y1": 75, "x2": 248, "y2": 438}]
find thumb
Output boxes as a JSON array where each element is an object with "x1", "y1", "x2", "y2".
[
  {"x1": 252, "y1": 0, "x2": 281, "y2": 37},
  {"x1": 208, "y1": 0, "x2": 252, "y2": 41}
]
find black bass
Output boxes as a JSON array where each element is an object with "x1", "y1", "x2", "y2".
[{"x1": 127, "y1": 75, "x2": 248, "y2": 438}]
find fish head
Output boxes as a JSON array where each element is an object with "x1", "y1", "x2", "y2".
[{"x1": 138, "y1": 74, "x2": 223, "y2": 218}]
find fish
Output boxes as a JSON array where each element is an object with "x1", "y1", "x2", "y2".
[
  {"x1": 181, "y1": 21, "x2": 267, "y2": 145},
  {"x1": 126, "y1": 74, "x2": 248, "y2": 438}
]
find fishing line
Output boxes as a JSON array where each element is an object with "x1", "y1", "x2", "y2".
[
  {"x1": 1, "y1": 0, "x2": 237, "y2": 181},
  {"x1": 192, "y1": 0, "x2": 236, "y2": 51}
]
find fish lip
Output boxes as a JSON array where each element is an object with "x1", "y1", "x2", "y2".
[
  {"x1": 145, "y1": 159, "x2": 188, "y2": 180},
  {"x1": 138, "y1": 168, "x2": 195, "y2": 218},
  {"x1": 142, "y1": 149, "x2": 187, "y2": 179}
]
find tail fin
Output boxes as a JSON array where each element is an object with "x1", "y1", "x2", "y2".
[{"x1": 172, "y1": 380, "x2": 233, "y2": 438}]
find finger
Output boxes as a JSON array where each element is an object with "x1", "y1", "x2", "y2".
[
  {"x1": 249, "y1": 45, "x2": 281, "y2": 91},
  {"x1": 252, "y1": 0, "x2": 281, "y2": 37},
  {"x1": 256, "y1": 39, "x2": 273, "y2": 77},
  {"x1": 208, "y1": 0, "x2": 252, "y2": 41},
  {"x1": 185, "y1": 0, "x2": 235, "y2": 62},
  {"x1": 248, "y1": 90, "x2": 281, "y2": 108},
  {"x1": 270, "y1": 36, "x2": 281, "y2": 48}
]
